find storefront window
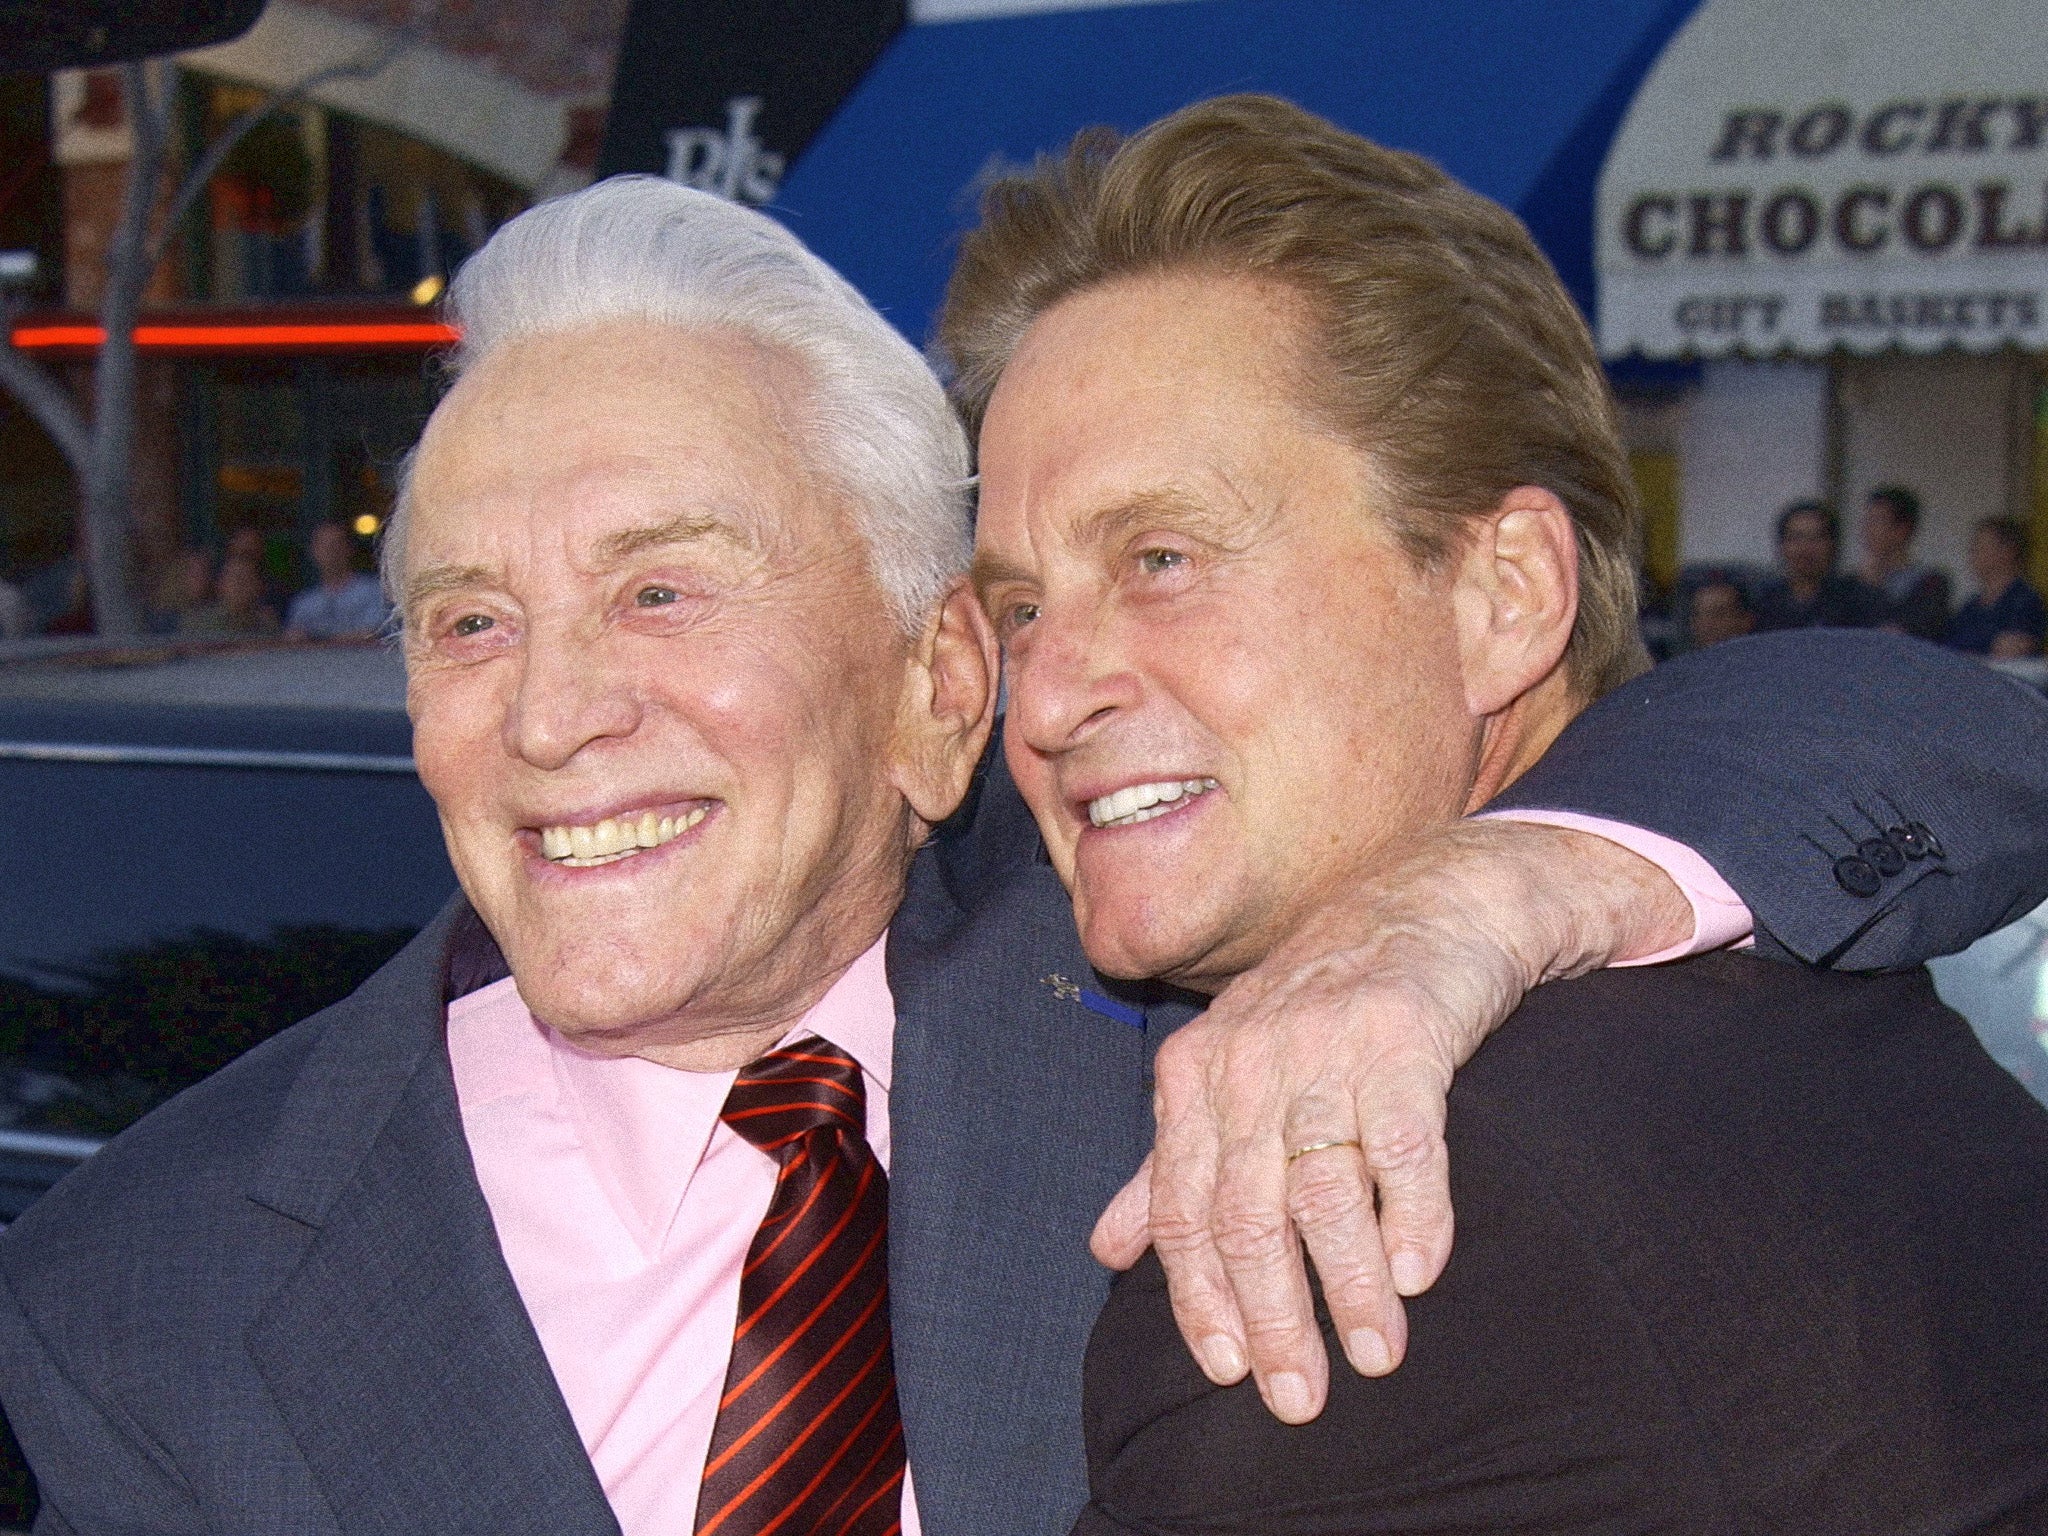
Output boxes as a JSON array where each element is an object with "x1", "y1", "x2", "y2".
[
  {"x1": 179, "y1": 355, "x2": 437, "y2": 588},
  {"x1": 183, "y1": 74, "x2": 527, "y2": 304}
]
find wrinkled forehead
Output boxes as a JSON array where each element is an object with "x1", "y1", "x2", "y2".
[{"x1": 404, "y1": 323, "x2": 834, "y2": 568}]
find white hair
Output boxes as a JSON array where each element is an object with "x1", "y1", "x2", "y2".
[{"x1": 382, "y1": 176, "x2": 972, "y2": 634}]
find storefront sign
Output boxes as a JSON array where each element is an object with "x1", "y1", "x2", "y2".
[{"x1": 1597, "y1": 0, "x2": 2048, "y2": 358}]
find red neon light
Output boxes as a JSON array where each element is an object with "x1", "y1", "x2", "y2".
[
  {"x1": 11, "y1": 325, "x2": 104, "y2": 346},
  {"x1": 9, "y1": 321, "x2": 459, "y2": 349}
]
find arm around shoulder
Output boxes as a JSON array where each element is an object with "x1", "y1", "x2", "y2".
[{"x1": 1490, "y1": 629, "x2": 2048, "y2": 968}]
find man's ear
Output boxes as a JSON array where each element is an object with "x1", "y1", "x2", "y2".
[
  {"x1": 1451, "y1": 486, "x2": 1580, "y2": 717},
  {"x1": 889, "y1": 578, "x2": 1000, "y2": 828}
]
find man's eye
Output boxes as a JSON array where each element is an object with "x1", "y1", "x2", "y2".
[
  {"x1": 1137, "y1": 548, "x2": 1187, "y2": 575},
  {"x1": 451, "y1": 614, "x2": 494, "y2": 638},
  {"x1": 1007, "y1": 601, "x2": 1041, "y2": 631},
  {"x1": 636, "y1": 586, "x2": 679, "y2": 607}
]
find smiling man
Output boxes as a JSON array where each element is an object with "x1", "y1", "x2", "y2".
[
  {"x1": 944, "y1": 95, "x2": 2048, "y2": 1531},
  {"x1": 403, "y1": 320, "x2": 967, "y2": 1074},
  {"x1": 3, "y1": 172, "x2": 2048, "y2": 1536}
]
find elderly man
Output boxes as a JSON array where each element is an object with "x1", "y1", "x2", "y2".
[
  {"x1": 1, "y1": 175, "x2": 2045, "y2": 1536},
  {"x1": 943, "y1": 95, "x2": 2048, "y2": 1530}
]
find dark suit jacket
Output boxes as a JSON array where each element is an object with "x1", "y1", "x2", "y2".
[
  {"x1": 1073, "y1": 955, "x2": 2048, "y2": 1535},
  {"x1": 2, "y1": 632, "x2": 2048, "y2": 1536}
]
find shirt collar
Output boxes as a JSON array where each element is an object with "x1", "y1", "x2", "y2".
[
  {"x1": 799, "y1": 934, "x2": 894, "y2": 1092},
  {"x1": 540, "y1": 932, "x2": 896, "y2": 1254}
]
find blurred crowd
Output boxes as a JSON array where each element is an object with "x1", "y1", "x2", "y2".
[
  {"x1": 1661, "y1": 485, "x2": 2046, "y2": 662},
  {"x1": 0, "y1": 521, "x2": 391, "y2": 645}
]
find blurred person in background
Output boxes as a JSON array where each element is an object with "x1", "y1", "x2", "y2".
[
  {"x1": 147, "y1": 549, "x2": 214, "y2": 635},
  {"x1": 223, "y1": 527, "x2": 266, "y2": 567},
  {"x1": 1687, "y1": 573, "x2": 1754, "y2": 648},
  {"x1": 181, "y1": 556, "x2": 280, "y2": 637},
  {"x1": 1946, "y1": 517, "x2": 2047, "y2": 659},
  {"x1": 1858, "y1": 485, "x2": 1951, "y2": 640},
  {"x1": 284, "y1": 520, "x2": 389, "y2": 640},
  {"x1": 1752, "y1": 499, "x2": 1885, "y2": 632}
]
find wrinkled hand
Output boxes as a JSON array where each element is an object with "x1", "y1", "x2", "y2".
[{"x1": 1089, "y1": 818, "x2": 1694, "y2": 1424}]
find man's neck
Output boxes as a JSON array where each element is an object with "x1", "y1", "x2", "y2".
[
  {"x1": 1982, "y1": 573, "x2": 2019, "y2": 606},
  {"x1": 603, "y1": 837, "x2": 917, "y2": 1074},
  {"x1": 1863, "y1": 552, "x2": 1906, "y2": 583},
  {"x1": 1464, "y1": 669, "x2": 1580, "y2": 812}
]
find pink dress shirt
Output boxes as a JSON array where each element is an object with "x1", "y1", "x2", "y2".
[
  {"x1": 445, "y1": 822, "x2": 1750, "y2": 1533},
  {"x1": 1480, "y1": 810, "x2": 1754, "y2": 963},
  {"x1": 447, "y1": 936, "x2": 920, "y2": 1536}
]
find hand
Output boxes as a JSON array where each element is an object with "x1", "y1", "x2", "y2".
[{"x1": 1089, "y1": 818, "x2": 1695, "y2": 1423}]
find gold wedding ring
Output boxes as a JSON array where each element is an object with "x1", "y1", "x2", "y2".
[{"x1": 1286, "y1": 1138, "x2": 1363, "y2": 1165}]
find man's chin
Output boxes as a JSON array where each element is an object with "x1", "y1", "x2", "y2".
[
  {"x1": 1076, "y1": 900, "x2": 1239, "y2": 995},
  {"x1": 499, "y1": 941, "x2": 706, "y2": 1051}
]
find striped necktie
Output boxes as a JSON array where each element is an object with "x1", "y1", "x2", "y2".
[{"x1": 694, "y1": 1035, "x2": 906, "y2": 1536}]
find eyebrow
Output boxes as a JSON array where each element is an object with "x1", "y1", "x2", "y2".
[
  {"x1": 971, "y1": 487, "x2": 1244, "y2": 605},
  {"x1": 1070, "y1": 487, "x2": 1234, "y2": 555},
  {"x1": 402, "y1": 563, "x2": 496, "y2": 612},
  {"x1": 401, "y1": 514, "x2": 747, "y2": 614},
  {"x1": 589, "y1": 512, "x2": 740, "y2": 567},
  {"x1": 969, "y1": 548, "x2": 1034, "y2": 608}
]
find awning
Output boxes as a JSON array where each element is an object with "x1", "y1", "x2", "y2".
[
  {"x1": 1597, "y1": 0, "x2": 2048, "y2": 360},
  {"x1": 753, "y1": 0, "x2": 1700, "y2": 346}
]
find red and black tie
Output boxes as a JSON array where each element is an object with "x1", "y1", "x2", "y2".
[{"x1": 693, "y1": 1035, "x2": 905, "y2": 1536}]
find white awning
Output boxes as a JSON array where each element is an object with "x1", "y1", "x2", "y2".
[{"x1": 1596, "y1": 0, "x2": 2048, "y2": 359}]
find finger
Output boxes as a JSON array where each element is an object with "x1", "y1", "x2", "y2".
[
  {"x1": 1147, "y1": 1035, "x2": 1249, "y2": 1388},
  {"x1": 1208, "y1": 1125, "x2": 1330, "y2": 1423},
  {"x1": 1287, "y1": 1141, "x2": 1407, "y2": 1378},
  {"x1": 1090, "y1": 1157, "x2": 1153, "y2": 1270},
  {"x1": 1355, "y1": 1073, "x2": 1454, "y2": 1298}
]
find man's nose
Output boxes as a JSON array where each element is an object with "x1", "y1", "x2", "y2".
[
  {"x1": 1007, "y1": 602, "x2": 1142, "y2": 757},
  {"x1": 504, "y1": 626, "x2": 642, "y2": 770}
]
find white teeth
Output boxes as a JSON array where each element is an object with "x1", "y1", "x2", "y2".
[
  {"x1": 1087, "y1": 778, "x2": 1219, "y2": 829},
  {"x1": 540, "y1": 805, "x2": 708, "y2": 866}
]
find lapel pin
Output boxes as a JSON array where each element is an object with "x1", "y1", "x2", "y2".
[
  {"x1": 1041, "y1": 973, "x2": 1145, "y2": 1029},
  {"x1": 1040, "y1": 972, "x2": 1082, "y2": 1003}
]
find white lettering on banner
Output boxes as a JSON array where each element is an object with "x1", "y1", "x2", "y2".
[
  {"x1": 664, "y1": 97, "x2": 787, "y2": 206},
  {"x1": 1662, "y1": 290, "x2": 2041, "y2": 340},
  {"x1": 1595, "y1": 0, "x2": 2048, "y2": 357}
]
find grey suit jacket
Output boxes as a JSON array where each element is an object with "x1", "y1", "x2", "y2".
[{"x1": 3, "y1": 631, "x2": 2048, "y2": 1536}]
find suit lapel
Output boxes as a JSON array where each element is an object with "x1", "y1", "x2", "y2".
[
  {"x1": 887, "y1": 838, "x2": 1157, "y2": 1536},
  {"x1": 244, "y1": 902, "x2": 619, "y2": 1536}
]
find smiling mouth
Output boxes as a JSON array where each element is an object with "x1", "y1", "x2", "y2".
[
  {"x1": 537, "y1": 806, "x2": 709, "y2": 867},
  {"x1": 1086, "y1": 778, "x2": 1219, "y2": 829}
]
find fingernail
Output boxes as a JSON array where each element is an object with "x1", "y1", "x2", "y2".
[
  {"x1": 1198, "y1": 1334, "x2": 1247, "y2": 1383},
  {"x1": 1347, "y1": 1327, "x2": 1393, "y2": 1376},
  {"x1": 1268, "y1": 1371, "x2": 1315, "y2": 1422},
  {"x1": 1390, "y1": 1251, "x2": 1431, "y2": 1296}
]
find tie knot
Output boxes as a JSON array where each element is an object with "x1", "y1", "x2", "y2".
[{"x1": 720, "y1": 1034, "x2": 868, "y2": 1156}]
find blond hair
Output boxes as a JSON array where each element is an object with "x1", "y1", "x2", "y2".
[{"x1": 937, "y1": 94, "x2": 1646, "y2": 697}]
